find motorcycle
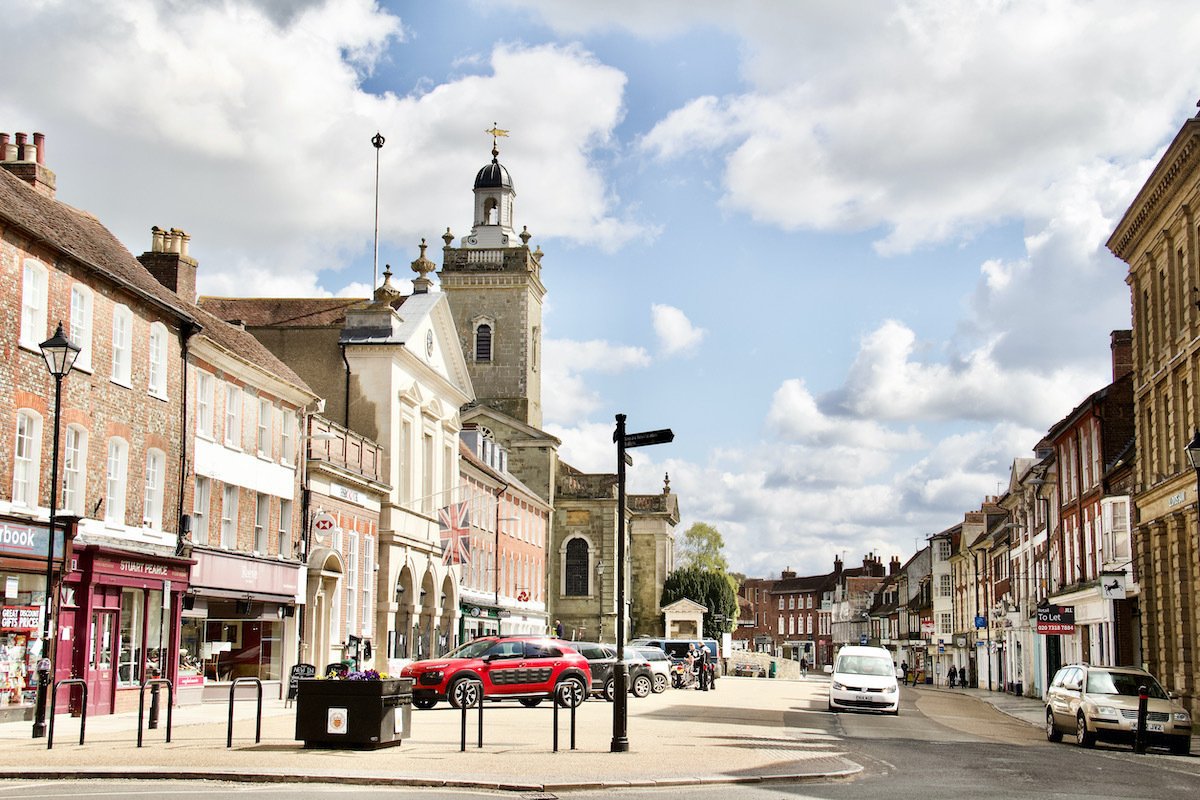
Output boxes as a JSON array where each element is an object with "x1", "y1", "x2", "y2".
[{"x1": 670, "y1": 660, "x2": 697, "y2": 689}]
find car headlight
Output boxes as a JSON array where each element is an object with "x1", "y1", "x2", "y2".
[
  {"x1": 1174, "y1": 712, "x2": 1191, "y2": 723},
  {"x1": 832, "y1": 681, "x2": 846, "y2": 690},
  {"x1": 887, "y1": 682, "x2": 898, "y2": 693},
  {"x1": 1094, "y1": 706, "x2": 1119, "y2": 719}
]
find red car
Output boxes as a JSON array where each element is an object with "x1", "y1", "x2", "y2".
[{"x1": 400, "y1": 636, "x2": 591, "y2": 709}]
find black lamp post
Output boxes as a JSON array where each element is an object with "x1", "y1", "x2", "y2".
[
  {"x1": 611, "y1": 414, "x2": 673, "y2": 753},
  {"x1": 32, "y1": 322, "x2": 80, "y2": 738}
]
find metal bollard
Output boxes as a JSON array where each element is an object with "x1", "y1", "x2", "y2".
[
  {"x1": 459, "y1": 680, "x2": 483, "y2": 751},
  {"x1": 552, "y1": 682, "x2": 579, "y2": 752},
  {"x1": 148, "y1": 682, "x2": 160, "y2": 729},
  {"x1": 1134, "y1": 684, "x2": 1148, "y2": 754}
]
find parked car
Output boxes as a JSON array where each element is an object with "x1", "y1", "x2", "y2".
[
  {"x1": 826, "y1": 645, "x2": 900, "y2": 715},
  {"x1": 632, "y1": 645, "x2": 671, "y2": 693},
  {"x1": 400, "y1": 635, "x2": 590, "y2": 710},
  {"x1": 572, "y1": 642, "x2": 656, "y2": 700},
  {"x1": 1044, "y1": 663, "x2": 1192, "y2": 754}
]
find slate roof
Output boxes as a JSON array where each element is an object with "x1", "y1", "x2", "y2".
[{"x1": 198, "y1": 296, "x2": 366, "y2": 328}]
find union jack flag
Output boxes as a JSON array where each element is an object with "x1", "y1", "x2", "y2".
[{"x1": 438, "y1": 502, "x2": 471, "y2": 565}]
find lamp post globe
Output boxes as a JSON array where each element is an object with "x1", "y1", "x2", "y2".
[{"x1": 32, "y1": 322, "x2": 80, "y2": 738}]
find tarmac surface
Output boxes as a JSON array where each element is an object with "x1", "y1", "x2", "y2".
[{"x1": 0, "y1": 677, "x2": 1051, "y2": 792}]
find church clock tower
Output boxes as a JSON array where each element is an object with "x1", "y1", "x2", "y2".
[{"x1": 439, "y1": 130, "x2": 545, "y2": 427}]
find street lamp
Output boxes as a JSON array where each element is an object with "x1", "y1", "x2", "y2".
[
  {"x1": 32, "y1": 322, "x2": 80, "y2": 739},
  {"x1": 611, "y1": 414, "x2": 673, "y2": 753}
]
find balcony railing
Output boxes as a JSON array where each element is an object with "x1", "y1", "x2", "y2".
[{"x1": 306, "y1": 417, "x2": 383, "y2": 484}]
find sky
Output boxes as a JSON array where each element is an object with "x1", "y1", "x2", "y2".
[{"x1": 4, "y1": 0, "x2": 1199, "y2": 578}]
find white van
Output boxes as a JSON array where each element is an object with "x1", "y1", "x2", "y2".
[{"x1": 827, "y1": 645, "x2": 900, "y2": 715}]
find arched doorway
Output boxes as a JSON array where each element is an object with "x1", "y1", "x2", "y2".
[{"x1": 306, "y1": 548, "x2": 344, "y2": 672}]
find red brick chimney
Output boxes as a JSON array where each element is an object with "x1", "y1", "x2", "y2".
[
  {"x1": 1111, "y1": 329, "x2": 1132, "y2": 381},
  {"x1": 889, "y1": 556, "x2": 901, "y2": 575},
  {"x1": 138, "y1": 226, "x2": 198, "y2": 304},
  {"x1": 1, "y1": 131, "x2": 57, "y2": 198}
]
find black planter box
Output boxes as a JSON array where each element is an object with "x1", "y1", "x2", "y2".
[{"x1": 294, "y1": 677, "x2": 413, "y2": 749}]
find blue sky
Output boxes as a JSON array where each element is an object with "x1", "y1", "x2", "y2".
[{"x1": 4, "y1": 0, "x2": 1199, "y2": 577}]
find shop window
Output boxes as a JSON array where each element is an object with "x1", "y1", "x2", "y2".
[
  {"x1": 197, "y1": 606, "x2": 283, "y2": 681},
  {"x1": 117, "y1": 587, "x2": 165, "y2": 687}
]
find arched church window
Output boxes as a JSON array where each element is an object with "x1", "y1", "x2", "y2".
[
  {"x1": 475, "y1": 324, "x2": 493, "y2": 362},
  {"x1": 565, "y1": 538, "x2": 589, "y2": 596}
]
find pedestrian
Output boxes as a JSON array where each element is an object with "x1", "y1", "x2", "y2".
[
  {"x1": 554, "y1": 619, "x2": 564, "y2": 638},
  {"x1": 696, "y1": 642, "x2": 710, "y2": 691},
  {"x1": 800, "y1": 657, "x2": 808, "y2": 675},
  {"x1": 901, "y1": 661, "x2": 909, "y2": 685},
  {"x1": 948, "y1": 665, "x2": 957, "y2": 688}
]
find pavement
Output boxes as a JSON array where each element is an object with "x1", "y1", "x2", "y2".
[{"x1": 0, "y1": 677, "x2": 1051, "y2": 792}]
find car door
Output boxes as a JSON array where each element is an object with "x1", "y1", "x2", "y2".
[
  {"x1": 1050, "y1": 667, "x2": 1080, "y2": 728},
  {"x1": 480, "y1": 639, "x2": 525, "y2": 695},
  {"x1": 521, "y1": 640, "x2": 561, "y2": 694}
]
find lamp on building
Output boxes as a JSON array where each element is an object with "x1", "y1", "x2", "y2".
[{"x1": 32, "y1": 323, "x2": 80, "y2": 739}]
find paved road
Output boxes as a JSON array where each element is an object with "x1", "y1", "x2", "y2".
[{"x1": 0, "y1": 677, "x2": 1193, "y2": 798}]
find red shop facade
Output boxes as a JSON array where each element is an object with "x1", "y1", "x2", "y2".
[{"x1": 61, "y1": 545, "x2": 193, "y2": 716}]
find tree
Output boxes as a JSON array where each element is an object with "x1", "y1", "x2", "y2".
[
  {"x1": 661, "y1": 566, "x2": 738, "y2": 639},
  {"x1": 676, "y1": 522, "x2": 729, "y2": 573}
]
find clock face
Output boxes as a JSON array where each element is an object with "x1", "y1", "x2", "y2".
[{"x1": 426, "y1": 329, "x2": 435, "y2": 358}]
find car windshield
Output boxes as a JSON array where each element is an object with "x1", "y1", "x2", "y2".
[
  {"x1": 835, "y1": 655, "x2": 893, "y2": 676},
  {"x1": 1086, "y1": 670, "x2": 1169, "y2": 698},
  {"x1": 442, "y1": 639, "x2": 497, "y2": 659}
]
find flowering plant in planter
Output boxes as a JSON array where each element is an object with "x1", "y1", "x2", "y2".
[{"x1": 344, "y1": 669, "x2": 387, "y2": 681}]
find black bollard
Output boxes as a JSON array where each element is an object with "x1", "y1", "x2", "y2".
[
  {"x1": 148, "y1": 682, "x2": 160, "y2": 729},
  {"x1": 1134, "y1": 684, "x2": 1148, "y2": 754}
]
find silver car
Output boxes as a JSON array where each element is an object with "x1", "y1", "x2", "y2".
[{"x1": 1045, "y1": 664, "x2": 1192, "y2": 754}]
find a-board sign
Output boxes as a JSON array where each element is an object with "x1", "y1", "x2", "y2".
[{"x1": 287, "y1": 663, "x2": 317, "y2": 701}]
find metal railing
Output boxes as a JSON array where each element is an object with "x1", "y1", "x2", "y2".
[
  {"x1": 47, "y1": 678, "x2": 88, "y2": 750},
  {"x1": 551, "y1": 680, "x2": 582, "y2": 752},
  {"x1": 137, "y1": 678, "x2": 174, "y2": 747},
  {"x1": 226, "y1": 677, "x2": 263, "y2": 748},
  {"x1": 459, "y1": 679, "x2": 484, "y2": 751}
]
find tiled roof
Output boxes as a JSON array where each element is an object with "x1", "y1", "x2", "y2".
[
  {"x1": 199, "y1": 296, "x2": 367, "y2": 328},
  {"x1": 0, "y1": 169, "x2": 313, "y2": 397}
]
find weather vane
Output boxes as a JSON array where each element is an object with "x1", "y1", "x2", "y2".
[{"x1": 485, "y1": 123, "x2": 509, "y2": 159}]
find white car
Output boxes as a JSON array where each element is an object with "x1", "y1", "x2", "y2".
[{"x1": 827, "y1": 645, "x2": 900, "y2": 715}]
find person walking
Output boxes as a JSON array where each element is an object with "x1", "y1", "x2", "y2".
[
  {"x1": 948, "y1": 665, "x2": 957, "y2": 688},
  {"x1": 696, "y1": 642, "x2": 710, "y2": 691},
  {"x1": 901, "y1": 661, "x2": 910, "y2": 686},
  {"x1": 554, "y1": 619, "x2": 564, "y2": 638}
]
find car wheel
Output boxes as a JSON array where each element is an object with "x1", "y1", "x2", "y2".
[
  {"x1": 652, "y1": 673, "x2": 668, "y2": 693},
  {"x1": 1045, "y1": 708, "x2": 1062, "y2": 742},
  {"x1": 448, "y1": 678, "x2": 480, "y2": 709},
  {"x1": 603, "y1": 678, "x2": 616, "y2": 702},
  {"x1": 1075, "y1": 713, "x2": 1095, "y2": 748},
  {"x1": 556, "y1": 676, "x2": 586, "y2": 708},
  {"x1": 518, "y1": 697, "x2": 543, "y2": 708},
  {"x1": 412, "y1": 697, "x2": 437, "y2": 710},
  {"x1": 632, "y1": 674, "x2": 652, "y2": 698},
  {"x1": 1170, "y1": 736, "x2": 1191, "y2": 756}
]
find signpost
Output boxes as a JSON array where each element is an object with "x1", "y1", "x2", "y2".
[{"x1": 611, "y1": 414, "x2": 673, "y2": 753}]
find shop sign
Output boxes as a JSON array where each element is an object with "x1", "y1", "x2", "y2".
[
  {"x1": 920, "y1": 617, "x2": 935, "y2": 634},
  {"x1": 312, "y1": 512, "x2": 338, "y2": 545},
  {"x1": 1036, "y1": 604, "x2": 1075, "y2": 634},
  {"x1": 1, "y1": 605, "x2": 41, "y2": 630},
  {"x1": 331, "y1": 484, "x2": 363, "y2": 505},
  {"x1": 0, "y1": 520, "x2": 64, "y2": 559}
]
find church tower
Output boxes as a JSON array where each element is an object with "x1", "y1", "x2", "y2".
[{"x1": 439, "y1": 131, "x2": 545, "y2": 427}]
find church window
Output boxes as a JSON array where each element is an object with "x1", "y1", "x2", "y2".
[
  {"x1": 475, "y1": 324, "x2": 493, "y2": 362},
  {"x1": 564, "y1": 537, "x2": 589, "y2": 596}
]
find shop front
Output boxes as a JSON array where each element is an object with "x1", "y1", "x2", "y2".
[
  {"x1": 0, "y1": 516, "x2": 76, "y2": 721},
  {"x1": 187, "y1": 548, "x2": 300, "y2": 702},
  {"x1": 62, "y1": 544, "x2": 193, "y2": 716}
]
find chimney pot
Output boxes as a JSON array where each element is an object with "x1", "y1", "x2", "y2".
[
  {"x1": 23, "y1": 143, "x2": 37, "y2": 164},
  {"x1": 32, "y1": 133, "x2": 44, "y2": 165},
  {"x1": 0, "y1": 134, "x2": 8, "y2": 160},
  {"x1": 152, "y1": 226, "x2": 165, "y2": 252},
  {"x1": 14, "y1": 133, "x2": 26, "y2": 160}
]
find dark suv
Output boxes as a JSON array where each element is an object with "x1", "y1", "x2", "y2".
[
  {"x1": 572, "y1": 642, "x2": 656, "y2": 701},
  {"x1": 400, "y1": 636, "x2": 591, "y2": 710}
]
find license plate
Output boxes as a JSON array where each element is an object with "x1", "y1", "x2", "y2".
[
  {"x1": 855, "y1": 694, "x2": 874, "y2": 702},
  {"x1": 1147, "y1": 722, "x2": 1164, "y2": 732}
]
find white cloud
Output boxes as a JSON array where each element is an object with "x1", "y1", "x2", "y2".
[
  {"x1": 651, "y1": 303, "x2": 705, "y2": 356},
  {"x1": 542, "y1": 338, "x2": 652, "y2": 423},
  {"x1": 0, "y1": 1, "x2": 647, "y2": 295}
]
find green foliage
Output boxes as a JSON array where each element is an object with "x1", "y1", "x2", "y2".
[
  {"x1": 661, "y1": 566, "x2": 738, "y2": 638},
  {"x1": 676, "y1": 522, "x2": 729, "y2": 572}
]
